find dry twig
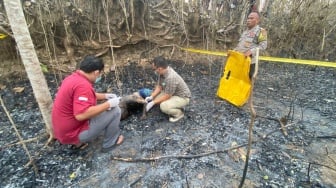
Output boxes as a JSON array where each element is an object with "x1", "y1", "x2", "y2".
[
  {"x1": 111, "y1": 143, "x2": 248, "y2": 162},
  {"x1": 2, "y1": 132, "x2": 48, "y2": 149},
  {"x1": 307, "y1": 161, "x2": 336, "y2": 182},
  {"x1": 325, "y1": 147, "x2": 336, "y2": 166},
  {"x1": 239, "y1": 48, "x2": 259, "y2": 188},
  {"x1": 0, "y1": 95, "x2": 38, "y2": 173}
]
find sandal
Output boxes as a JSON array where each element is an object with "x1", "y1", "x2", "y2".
[
  {"x1": 70, "y1": 143, "x2": 89, "y2": 150},
  {"x1": 101, "y1": 135, "x2": 124, "y2": 153}
]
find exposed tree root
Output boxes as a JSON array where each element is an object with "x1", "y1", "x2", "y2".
[
  {"x1": 155, "y1": 26, "x2": 173, "y2": 37},
  {"x1": 152, "y1": 0, "x2": 167, "y2": 9},
  {"x1": 94, "y1": 48, "x2": 108, "y2": 57},
  {"x1": 148, "y1": 22, "x2": 165, "y2": 29}
]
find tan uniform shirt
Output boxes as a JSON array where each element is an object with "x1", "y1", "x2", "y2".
[
  {"x1": 234, "y1": 25, "x2": 267, "y2": 64},
  {"x1": 158, "y1": 67, "x2": 191, "y2": 98}
]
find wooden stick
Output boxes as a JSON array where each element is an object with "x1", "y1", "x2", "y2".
[
  {"x1": 279, "y1": 117, "x2": 288, "y2": 136},
  {"x1": 1, "y1": 132, "x2": 48, "y2": 149},
  {"x1": 306, "y1": 161, "x2": 336, "y2": 182},
  {"x1": 239, "y1": 48, "x2": 259, "y2": 188},
  {"x1": 262, "y1": 122, "x2": 297, "y2": 139},
  {"x1": 256, "y1": 114, "x2": 289, "y2": 136},
  {"x1": 325, "y1": 147, "x2": 336, "y2": 166},
  {"x1": 0, "y1": 95, "x2": 38, "y2": 173},
  {"x1": 111, "y1": 143, "x2": 249, "y2": 162}
]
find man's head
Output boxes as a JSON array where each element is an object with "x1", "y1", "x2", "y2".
[
  {"x1": 246, "y1": 11, "x2": 260, "y2": 29},
  {"x1": 79, "y1": 55, "x2": 104, "y2": 83},
  {"x1": 80, "y1": 55, "x2": 104, "y2": 73},
  {"x1": 152, "y1": 56, "x2": 168, "y2": 75}
]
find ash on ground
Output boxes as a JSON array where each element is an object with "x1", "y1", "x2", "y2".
[{"x1": 1, "y1": 60, "x2": 335, "y2": 187}]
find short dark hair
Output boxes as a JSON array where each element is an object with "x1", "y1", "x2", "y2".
[
  {"x1": 79, "y1": 55, "x2": 104, "y2": 73},
  {"x1": 153, "y1": 56, "x2": 168, "y2": 68}
]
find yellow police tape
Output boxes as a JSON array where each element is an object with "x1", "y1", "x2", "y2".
[
  {"x1": 180, "y1": 47, "x2": 336, "y2": 68},
  {"x1": 0, "y1": 33, "x2": 8, "y2": 39}
]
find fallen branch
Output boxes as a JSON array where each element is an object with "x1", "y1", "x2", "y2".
[
  {"x1": 279, "y1": 117, "x2": 288, "y2": 136},
  {"x1": 307, "y1": 161, "x2": 336, "y2": 182},
  {"x1": 316, "y1": 135, "x2": 336, "y2": 139},
  {"x1": 1, "y1": 132, "x2": 48, "y2": 150},
  {"x1": 111, "y1": 143, "x2": 248, "y2": 162},
  {"x1": 262, "y1": 122, "x2": 297, "y2": 139},
  {"x1": 325, "y1": 147, "x2": 336, "y2": 166},
  {"x1": 128, "y1": 175, "x2": 143, "y2": 187},
  {"x1": 256, "y1": 96, "x2": 298, "y2": 137},
  {"x1": 0, "y1": 95, "x2": 38, "y2": 173},
  {"x1": 257, "y1": 114, "x2": 288, "y2": 136}
]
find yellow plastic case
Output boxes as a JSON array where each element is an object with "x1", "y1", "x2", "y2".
[{"x1": 217, "y1": 50, "x2": 251, "y2": 107}]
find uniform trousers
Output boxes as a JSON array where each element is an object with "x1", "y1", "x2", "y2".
[{"x1": 157, "y1": 93, "x2": 190, "y2": 117}]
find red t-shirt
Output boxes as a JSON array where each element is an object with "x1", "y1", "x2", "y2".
[{"x1": 52, "y1": 71, "x2": 96, "y2": 144}]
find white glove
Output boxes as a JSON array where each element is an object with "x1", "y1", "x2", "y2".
[
  {"x1": 146, "y1": 101, "x2": 155, "y2": 112},
  {"x1": 145, "y1": 96, "x2": 153, "y2": 103},
  {"x1": 105, "y1": 93, "x2": 117, "y2": 99},
  {"x1": 107, "y1": 97, "x2": 120, "y2": 108}
]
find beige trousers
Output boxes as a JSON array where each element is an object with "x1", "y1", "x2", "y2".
[{"x1": 157, "y1": 93, "x2": 190, "y2": 117}]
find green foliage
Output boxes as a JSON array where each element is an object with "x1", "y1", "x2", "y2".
[
  {"x1": 265, "y1": 0, "x2": 336, "y2": 60},
  {"x1": 40, "y1": 63, "x2": 48, "y2": 73}
]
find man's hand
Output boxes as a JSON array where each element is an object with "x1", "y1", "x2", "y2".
[
  {"x1": 244, "y1": 50, "x2": 252, "y2": 57},
  {"x1": 105, "y1": 93, "x2": 117, "y2": 99},
  {"x1": 108, "y1": 97, "x2": 120, "y2": 108},
  {"x1": 146, "y1": 101, "x2": 155, "y2": 112},
  {"x1": 145, "y1": 96, "x2": 153, "y2": 103}
]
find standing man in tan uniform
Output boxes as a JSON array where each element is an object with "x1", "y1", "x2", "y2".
[
  {"x1": 145, "y1": 56, "x2": 191, "y2": 123},
  {"x1": 234, "y1": 11, "x2": 267, "y2": 78}
]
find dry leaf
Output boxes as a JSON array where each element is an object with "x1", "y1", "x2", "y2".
[
  {"x1": 13, "y1": 87, "x2": 25, "y2": 93},
  {"x1": 0, "y1": 84, "x2": 6, "y2": 90},
  {"x1": 197, "y1": 173, "x2": 204, "y2": 179},
  {"x1": 228, "y1": 141, "x2": 249, "y2": 162},
  {"x1": 228, "y1": 141, "x2": 241, "y2": 162}
]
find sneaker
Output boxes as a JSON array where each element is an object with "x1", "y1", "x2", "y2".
[{"x1": 169, "y1": 112, "x2": 184, "y2": 123}]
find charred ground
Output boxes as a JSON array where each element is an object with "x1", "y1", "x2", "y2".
[{"x1": 0, "y1": 58, "x2": 336, "y2": 187}]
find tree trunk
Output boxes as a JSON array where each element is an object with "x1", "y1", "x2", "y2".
[{"x1": 4, "y1": 0, "x2": 54, "y2": 143}]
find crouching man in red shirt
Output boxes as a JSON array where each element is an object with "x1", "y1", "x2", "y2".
[{"x1": 52, "y1": 55, "x2": 124, "y2": 152}]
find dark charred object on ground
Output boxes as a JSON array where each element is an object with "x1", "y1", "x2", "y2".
[{"x1": 119, "y1": 92, "x2": 147, "y2": 120}]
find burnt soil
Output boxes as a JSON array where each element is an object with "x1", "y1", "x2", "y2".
[{"x1": 0, "y1": 59, "x2": 336, "y2": 187}]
